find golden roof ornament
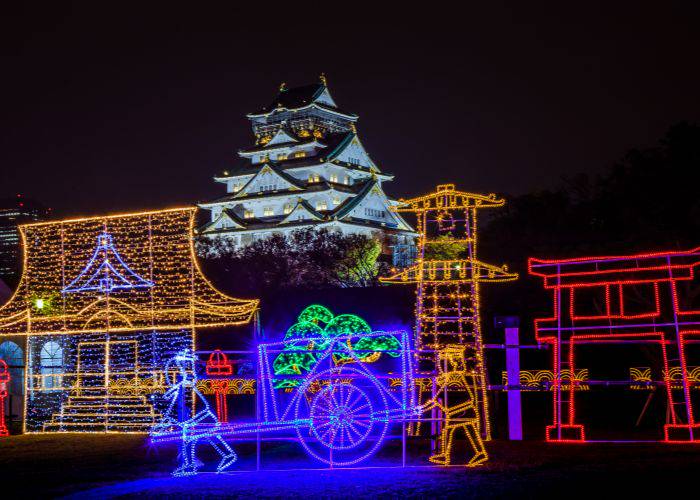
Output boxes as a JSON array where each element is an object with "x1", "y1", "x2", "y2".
[
  {"x1": 319, "y1": 73, "x2": 327, "y2": 86},
  {"x1": 279, "y1": 82, "x2": 287, "y2": 92}
]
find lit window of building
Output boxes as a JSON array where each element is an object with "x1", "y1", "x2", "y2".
[
  {"x1": 283, "y1": 204, "x2": 293, "y2": 214},
  {"x1": 330, "y1": 174, "x2": 338, "y2": 183},
  {"x1": 316, "y1": 201, "x2": 328, "y2": 211},
  {"x1": 343, "y1": 175, "x2": 350, "y2": 185},
  {"x1": 333, "y1": 197, "x2": 341, "y2": 205},
  {"x1": 308, "y1": 173, "x2": 320, "y2": 183},
  {"x1": 258, "y1": 184, "x2": 277, "y2": 193},
  {"x1": 244, "y1": 210, "x2": 255, "y2": 219},
  {"x1": 277, "y1": 153, "x2": 288, "y2": 160},
  {"x1": 364, "y1": 208, "x2": 385, "y2": 218},
  {"x1": 263, "y1": 207, "x2": 274, "y2": 217},
  {"x1": 294, "y1": 151, "x2": 306, "y2": 158}
]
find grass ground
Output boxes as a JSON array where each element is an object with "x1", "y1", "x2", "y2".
[{"x1": 1, "y1": 434, "x2": 699, "y2": 498}]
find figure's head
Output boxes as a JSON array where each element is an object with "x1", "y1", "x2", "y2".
[
  {"x1": 436, "y1": 346, "x2": 467, "y2": 373},
  {"x1": 172, "y1": 350, "x2": 197, "y2": 383}
]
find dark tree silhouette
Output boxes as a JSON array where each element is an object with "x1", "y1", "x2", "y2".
[{"x1": 196, "y1": 228, "x2": 388, "y2": 296}]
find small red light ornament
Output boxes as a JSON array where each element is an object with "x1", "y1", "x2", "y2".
[{"x1": 206, "y1": 349, "x2": 233, "y2": 376}]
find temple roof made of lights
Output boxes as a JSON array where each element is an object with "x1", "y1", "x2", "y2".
[{"x1": 0, "y1": 207, "x2": 259, "y2": 336}]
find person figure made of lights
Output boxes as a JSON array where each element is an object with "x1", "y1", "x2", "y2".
[
  {"x1": 420, "y1": 346, "x2": 488, "y2": 467},
  {"x1": 153, "y1": 350, "x2": 237, "y2": 476}
]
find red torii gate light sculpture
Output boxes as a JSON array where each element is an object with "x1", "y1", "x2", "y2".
[{"x1": 529, "y1": 247, "x2": 700, "y2": 443}]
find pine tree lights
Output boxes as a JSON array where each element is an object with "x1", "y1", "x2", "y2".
[
  {"x1": 0, "y1": 207, "x2": 258, "y2": 433},
  {"x1": 381, "y1": 184, "x2": 517, "y2": 439}
]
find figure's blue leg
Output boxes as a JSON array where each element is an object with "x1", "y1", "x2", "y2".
[
  {"x1": 174, "y1": 431, "x2": 200, "y2": 476},
  {"x1": 208, "y1": 435, "x2": 237, "y2": 473}
]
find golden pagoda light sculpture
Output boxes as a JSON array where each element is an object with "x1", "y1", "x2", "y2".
[
  {"x1": 381, "y1": 184, "x2": 516, "y2": 438},
  {"x1": 0, "y1": 207, "x2": 258, "y2": 433}
]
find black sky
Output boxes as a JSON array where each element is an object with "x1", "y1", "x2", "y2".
[{"x1": 2, "y1": 2, "x2": 699, "y2": 217}]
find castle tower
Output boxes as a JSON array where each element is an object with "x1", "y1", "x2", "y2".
[
  {"x1": 198, "y1": 76, "x2": 416, "y2": 266},
  {"x1": 381, "y1": 184, "x2": 517, "y2": 437}
]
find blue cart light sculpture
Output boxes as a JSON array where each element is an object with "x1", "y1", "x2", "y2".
[{"x1": 150, "y1": 330, "x2": 419, "y2": 473}]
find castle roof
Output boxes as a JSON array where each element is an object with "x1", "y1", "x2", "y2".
[
  {"x1": 247, "y1": 81, "x2": 358, "y2": 119},
  {"x1": 200, "y1": 178, "x2": 364, "y2": 207},
  {"x1": 217, "y1": 131, "x2": 391, "y2": 180}
]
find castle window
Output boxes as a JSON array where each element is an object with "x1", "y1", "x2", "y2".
[
  {"x1": 344, "y1": 176, "x2": 350, "y2": 185},
  {"x1": 40, "y1": 341, "x2": 63, "y2": 389},
  {"x1": 232, "y1": 183, "x2": 243, "y2": 193},
  {"x1": 349, "y1": 157, "x2": 361, "y2": 166},
  {"x1": 263, "y1": 207, "x2": 274, "y2": 217},
  {"x1": 277, "y1": 153, "x2": 288, "y2": 161},
  {"x1": 259, "y1": 155, "x2": 269, "y2": 163},
  {"x1": 283, "y1": 204, "x2": 293, "y2": 215},
  {"x1": 244, "y1": 210, "x2": 255, "y2": 219},
  {"x1": 258, "y1": 183, "x2": 277, "y2": 193},
  {"x1": 308, "y1": 173, "x2": 321, "y2": 183},
  {"x1": 294, "y1": 151, "x2": 306, "y2": 158},
  {"x1": 330, "y1": 174, "x2": 339, "y2": 183},
  {"x1": 333, "y1": 197, "x2": 341, "y2": 205},
  {"x1": 364, "y1": 208, "x2": 385, "y2": 218},
  {"x1": 316, "y1": 201, "x2": 328, "y2": 211}
]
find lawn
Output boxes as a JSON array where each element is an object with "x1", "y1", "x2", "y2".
[{"x1": 1, "y1": 434, "x2": 699, "y2": 498}]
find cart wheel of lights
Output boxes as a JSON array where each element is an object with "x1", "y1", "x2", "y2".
[{"x1": 295, "y1": 366, "x2": 389, "y2": 466}]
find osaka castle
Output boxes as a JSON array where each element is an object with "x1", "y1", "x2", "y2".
[{"x1": 198, "y1": 76, "x2": 417, "y2": 266}]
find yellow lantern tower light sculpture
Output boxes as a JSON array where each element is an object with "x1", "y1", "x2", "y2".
[
  {"x1": 381, "y1": 184, "x2": 516, "y2": 438},
  {"x1": 0, "y1": 207, "x2": 258, "y2": 433}
]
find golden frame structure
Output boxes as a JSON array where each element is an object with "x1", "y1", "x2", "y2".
[{"x1": 381, "y1": 184, "x2": 516, "y2": 438}]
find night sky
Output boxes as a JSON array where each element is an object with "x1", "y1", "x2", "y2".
[{"x1": 2, "y1": 3, "x2": 699, "y2": 217}]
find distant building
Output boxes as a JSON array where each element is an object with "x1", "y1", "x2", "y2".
[
  {"x1": 198, "y1": 76, "x2": 417, "y2": 266},
  {"x1": 0, "y1": 195, "x2": 50, "y2": 284}
]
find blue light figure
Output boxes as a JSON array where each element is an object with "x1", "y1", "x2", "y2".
[{"x1": 153, "y1": 350, "x2": 237, "y2": 476}]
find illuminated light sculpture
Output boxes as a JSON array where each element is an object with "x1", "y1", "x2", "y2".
[
  {"x1": 630, "y1": 367, "x2": 700, "y2": 391},
  {"x1": 206, "y1": 350, "x2": 233, "y2": 376},
  {"x1": 420, "y1": 346, "x2": 487, "y2": 466},
  {"x1": 206, "y1": 350, "x2": 234, "y2": 422},
  {"x1": 529, "y1": 247, "x2": 700, "y2": 442},
  {"x1": 0, "y1": 359, "x2": 9, "y2": 436},
  {"x1": 152, "y1": 350, "x2": 237, "y2": 476},
  {"x1": 62, "y1": 232, "x2": 155, "y2": 294},
  {"x1": 381, "y1": 184, "x2": 517, "y2": 438},
  {"x1": 0, "y1": 207, "x2": 258, "y2": 433},
  {"x1": 272, "y1": 305, "x2": 401, "y2": 389},
  {"x1": 501, "y1": 369, "x2": 590, "y2": 391},
  {"x1": 151, "y1": 330, "x2": 419, "y2": 470}
]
